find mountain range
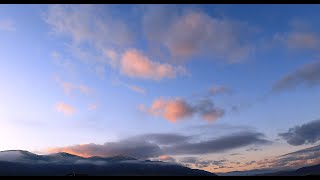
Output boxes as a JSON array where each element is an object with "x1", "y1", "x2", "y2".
[{"x1": 0, "y1": 150, "x2": 215, "y2": 176}]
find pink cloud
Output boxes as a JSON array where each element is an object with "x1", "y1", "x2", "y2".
[
  {"x1": 120, "y1": 49, "x2": 183, "y2": 80},
  {"x1": 55, "y1": 102, "x2": 76, "y2": 116},
  {"x1": 201, "y1": 111, "x2": 225, "y2": 123},
  {"x1": 158, "y1": 155, "x2": 176, "y2": 163}
]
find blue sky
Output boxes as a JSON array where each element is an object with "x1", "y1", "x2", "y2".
[{"x1": 1, "y1": 4, "x2": 320, "y2": 173}]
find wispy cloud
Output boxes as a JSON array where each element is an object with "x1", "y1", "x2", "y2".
[
  {"x1": 0, "y1": 19, "x2": 16, "y2": 31},
  {"x1": 144, "y1": 6, "x2": 255, "y2": 63},
  {"x1": 272, "y1": 61, "x2": 320, "y2": 92},
  {"x1": 55, "y1": 102, "x2": 76, "y2": 116},
  {"x1": 112, "y1": 78, "x2": 146, "y2": 94},
  {"x1": 279, "y1": 119, "x2": 320, "y2": 146},
  {"x1": 141, "y1": 97, "x2": 224, "y2": 123},
  {"x1": 45, "y1": 5, "x2": 133, "y2": 47},
  {"x1": 45, "y1": 5, "x2": 134, "y2": 80},
  {"x1": 55, "y1": 77, "x2": 93, "y2": 96},
  {"x1": 273, "y1": 20, "x2": 320, "y2": 52}
]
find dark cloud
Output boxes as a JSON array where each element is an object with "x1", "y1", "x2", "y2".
[
  {"x1": 164, "y1": 132, "x2": 271, "y2": 155},
  {"x1": 130, "y1": 133, "x2": 190, "y2": 145},
  {"x1": 279, "y1": 119, "x2": 320, "y2": 146},
  {"x1": 245, "y1": 161, "x2": 256, "y2": 166},
  {"x1": 49, "y1": 131, "x2": 271, "y2": 160},
  {"x1": 180, "y1": 157, "x2": 228, "y2": 169},
  {"x1": 230, "y1": 153, "x2": 242, "y2": 156},
  {"x1": 246, "y1": 147, "x2": 262, "y2": 152},
  {"x1": 194, "y1": 98, "x2": 225, "y2": 122},
  {"x1": 272, "y1": 61, "x2": 320, "y2": 92}
]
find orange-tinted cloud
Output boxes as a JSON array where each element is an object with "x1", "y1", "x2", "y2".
[
  {"x1": 147, "y1": 98, "x2": 194, "y2": 123},
  {"x1": 55, "y1": 102, "x2": 76, "y2": 116},
  {"x1": 143, "y1": 97, "x2": 224, "y2": 123},
  {"x1": 158, "y1": 155, "x2": 176, "y2": 163},
  {"x1": 120, "y1": 49, "x2": 184, "y2": 80}
]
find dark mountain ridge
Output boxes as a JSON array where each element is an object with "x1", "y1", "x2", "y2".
[{"x1": 0, "y1": 150, "x2": 215, "y2": 176}]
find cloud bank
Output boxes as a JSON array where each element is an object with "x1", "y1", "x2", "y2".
[{"x1": 48, "y1": 131, "x2": 270, "y2": 159}]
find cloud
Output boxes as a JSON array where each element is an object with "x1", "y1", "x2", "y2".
[
  {"x1": 130, "y1": 133, "x2": 190, "y2": 145},
  {"x1": 105, "y1": 49, "x2": 118, "y2": 68},
  {"x1": 120, "y1": 49, "x2": 185, "y2": 80},
  {"x1": 88, "y1": 104, "x2": 98, "y2": 111},
  {"x1": 0, "y1": 19, "x2": 16, "y2": 31},
  {"x1": 286, "y1": 32, "x2": 320, "y2": 50},
  {"x1": 112, "y1": 78, "x2": 146, "y2": 94},
  {"x1": 279, "y1": 119, "x2": 320, "y2": 146},
  {"x1": 48, "y1": 140, "x2": 163, "y2": 159},
  {"x1": 256, "y1": 144, "x2": 320, "y2": 170},
  {"x1": 55, "y1": 102, "x2": 76, "y2": 116},
  {"x1": 195, "y1": 99, "x2": 225, "y2": 122},
  {"x1": 180, "y1": 157, "x2": 228, "y2": 169},
  {"x1": 47, "y1": 131, "x2": 270, "y2": 160},
  {"x1": 273, "y1": 20, "x2": 320, "y2": 52},
  {"x1": 272, "y1": 61, "x2": 320, "y2": 92},
  {"x1": 158, "y1": 155, "x2": 176, "y2": 163},
  {"x1": 145, "y1": 97, "x2": 194, "y2": 123},
  {"x1": 45, "y1": 5, "x2": 133, "y2": 79},
  {"x1": 208, "y1": 85, "x2": 232, "y2": 96},
  {"x1": 142, "y1": 97, "x2": 224, "y2": 123},
  {"x1": 45, "y1": 5, "x2": 133, "y2": 47},
  {"x1": 164, "y1": 132, "x2": 270, "y2": 155},
  {"x1": 55, "y1": 77, "x2": 93, "y2": 96},
  {"x1": 143, "y1": 6, "x2": 255, "y2": 63}
]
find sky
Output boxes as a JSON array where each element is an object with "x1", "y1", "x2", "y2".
[{"x1": 0, "y1": 4, "x2": 320, "y2": 173}]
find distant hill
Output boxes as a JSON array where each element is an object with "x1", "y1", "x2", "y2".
[
  {"x1": 217, "y1": 169, "x2": 277, "y2": 176},
  {"x1": 261, "y1": 164, "x2": 320, "y2": 176},
  {"x1": 0, "y1": 150, "x2": 216, "y2": 176}
]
